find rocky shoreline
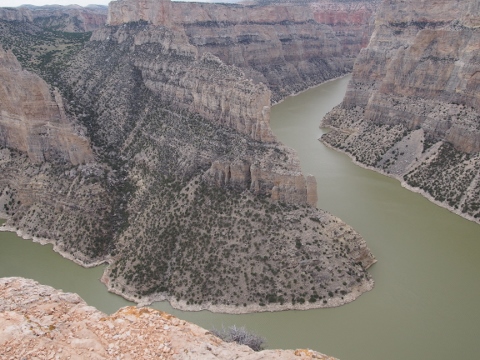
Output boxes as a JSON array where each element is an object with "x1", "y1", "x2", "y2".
[
  {"x1": 103, "y1": 270, "x2": 374, "y2": 314},
  {"x1": 0, "y1": 223, "x2": 109, "y2": 269},
  {"x1": 319, "y1": 129, "x2": 480, "y2": 224},
  {"x1": 1, "y1": 213, "x2": 375, "y2": 314}
]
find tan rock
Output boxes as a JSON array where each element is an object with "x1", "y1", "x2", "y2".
[
  {"x1": 321, "y1": 0, "x2": 480, "y2": 223},
  {"x1": 0, "y1": 4, "x2": 107, "y2": 32},
  {"x1": 0, "y1": 48, "x2": 93, "y2": 165},
  {"x1": 107, "y1": 0, "x2": 378, "y2": 102},
  {"x1": 0, "y1": 277, "x2": 338, "y2": 360}
]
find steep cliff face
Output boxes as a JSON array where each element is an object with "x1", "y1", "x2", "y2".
[
  {"x1": 0, "y1": 4, "x2": 107, "y2": 32},
  {"x1": 108, "y1": 0, "x2": 378, "y2": 102},
  {"x1": 0, "y1": 278, "x2": 338, "y2": 360},
  {"x1": 78, "y1": 24, "x2": 314, "y2": 203},
  {"x1": 0, "y1": 47, "x2": 93, "y2": 165},
  {"x1": 0, "y1": 3, "x2": 376, "y2": 312},
  {"x1": 58, "y1": 22, "x2": 375, "y2": 310},
  {"x1": 321, "y1": 0, "x2": 480, "y2": 222}
]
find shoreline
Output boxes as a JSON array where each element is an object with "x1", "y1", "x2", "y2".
[
  {"x1": 0, "y1": 222, "x2": 109, "y2": 269},
  {"x1": 319, "y1": 131, "x2": 480, "y2": 225},
  {"x1": 0, "y1": 218, "x2": 375, "y2": 314},
  {"x1": 102, "y1": 268, "x2": 374, "y2": 314},
  {"x1": 0, "y1": 74, "x2": 373, "y2": 315},
  {"x1": 272, "y1": 72, "x2": 352, "y2": 106}
]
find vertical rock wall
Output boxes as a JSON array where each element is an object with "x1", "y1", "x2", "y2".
[
  {"x1": 321, "y1": 0, "x2": 480, "y2": 222},
  {"x1": 0, "y1": 48, "x2": 93, "y2": 165},
  {"x1": 108, "y1": 0, "x2": 378, "y2": 102}
]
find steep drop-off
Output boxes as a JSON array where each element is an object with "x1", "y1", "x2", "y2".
[
  {"x1": 321, "y1": 0, "x2": 480, "y2": 222},
  {"x1": 0, "y1": 4, "x2": 375, "y2": 312},
  {"x1": 0, "y1": 277, "x2": 338, "y2": 359},
  {"x1": 0, "y1": 47, "x2": 92, "y2": 165},
  {"x1": 109, "y1": 0, "x2": 378, "y2": 102}
]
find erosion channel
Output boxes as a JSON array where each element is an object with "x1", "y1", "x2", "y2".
[{"x1": 2, "y1": 76, "x2": 480, "y2": 360}]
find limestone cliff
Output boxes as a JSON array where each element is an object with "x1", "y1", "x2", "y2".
[
  {"x1": 321, "y1": 0, "x2": 480, "y2": 222},
  {"x1": 58, "y1": 22, "x2": 375, "y2": 310},
  {"x1": 0, "y1": 4, "x2": 107, "y2": 32},
  {"x1": 0, "y1": 47, "x2": 93, "y2": 165},
  {"x1": 0, "y1": 277, "x2": 338, "y2": 360},
  {"x1": 108, "y1": 0, "x2": 378, "y2": 102},
  {"x1": 77, "y1": 24, "x2": 315, "y2": 204},
  {"x1": 0, "y1": 4, "x2": 376, "y2": 312}
]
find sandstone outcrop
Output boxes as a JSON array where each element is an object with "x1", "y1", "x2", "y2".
[
  {"x1": 0, "y1": 47, "x2": 93, "y2": 165},
  {"x1": 108, "y1": 0, "x2": 378, "y2": 102},
  {"x1": 0, "y1": 4, "x2": 107, "y2": 32},
  {"x1": 321, "y1": 0, "x2": 480, "y2": 222},
  {"x1": 0, "y1": 277, "x2": 338, "y2": 360}
]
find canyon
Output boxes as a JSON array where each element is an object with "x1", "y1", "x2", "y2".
[
  {"x1": 109, "y1": 0, "x2": 378, "y2": 101},
  {"x1": 1, "y1": 0, "x2": 479, "y2": 358},
  {"x1": 0, "y1": 0, "x2": 376, "y2": 314},
  {"x1": 0, "y1": 4, "x2": 107, "y2": 32},
  {"x1": 321, "y1": 0, "x2": 480, "y2": 222}
]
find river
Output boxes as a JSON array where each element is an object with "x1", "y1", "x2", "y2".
[{"x1": 2, "y1": 75, "x2": 480, "y2": 360}]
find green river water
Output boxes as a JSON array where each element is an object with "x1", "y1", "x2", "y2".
[{"x1": 1, "y1": 75, "x2": 480, "y2": 360}]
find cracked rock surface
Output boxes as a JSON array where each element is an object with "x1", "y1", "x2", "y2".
[{"x1": 0, "y1": 277, "x2": 337, "y2": 360}]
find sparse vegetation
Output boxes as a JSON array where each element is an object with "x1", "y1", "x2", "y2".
[
  {"x1": 211, "y1": 325, "x2": 265, "y2": 351},
  {"x1": 0, "y1": 15, "x2": 374, "y2": 311}
]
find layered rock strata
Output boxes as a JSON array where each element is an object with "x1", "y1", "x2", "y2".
[
  {"x1": 0, "y1": 4, "x2": 376, "y2": 311},
  {"x1": 0, "y1": 277, "x2": 338, "y2": 360},
  {"x1": 0, "y1": 4, "x2": 107, "y2": 32},
  {"x1": 108, "y1": 0, "x2": 378, "y2": 102},
  {"x1": 321, "y1": 0, "x2": 480, "y2": 222},
  {"x1": 0, "y1": 47, "x2": 93, "y2": 165},
  {"x1": 59, "y1": 22, "x2": 375, "y2": 310},
  {"x1": 83, "y1": 24, "x2": 315, "y2": 205}
]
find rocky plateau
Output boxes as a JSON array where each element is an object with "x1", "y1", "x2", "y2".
[{"x1": 0, "y1": 277, "x2": 338, "y2": 360}]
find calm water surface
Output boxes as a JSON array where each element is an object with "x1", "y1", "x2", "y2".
[{"x1": 2, "y1": 76, "x2": 480, "y2": 360}]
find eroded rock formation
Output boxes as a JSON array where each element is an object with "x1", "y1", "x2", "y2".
[
  {"x1": 321, "y1": 0, "x2": 480, "y2": 222},
  {"x1": 0, "y1": 277, "x2": 338, "y2": 360},
  {"x1": 0, "y1": 47, "x2": 93, "y2": 165},
  {"x1": 79, "y1": 24, "x2": 315, "y2": 204},
  {"x1": 109, "y1": 0, "x2": 378, "y2": 102},
  {"x1": 0, "y1": 1, "x2": 376, "y2": 312},
  {"x1": 0, "y1": 4, "x2": 107, "y2": 32}
]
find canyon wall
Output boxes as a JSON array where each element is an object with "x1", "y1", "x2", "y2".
[
  {"x1": 321, "y1": 0, "x2": 480, "y2": 222},
  {"x1": 83, "y1": 24, "x2": 316, "y2": 204},
  {"x1": 0, "y1": 47, "x2": 93, "y2": 165},
  {"x1": 62, "y1": 23, "x2": 375, "y2": 310},
  {"x1": 0, "y1": 3, "x2": 376, "y2": 312},
  {"x1": 0, "y1": 5, "x2": 107, "y2": 32},
  {"x1": 109, "y1": 0, "x2": 378, "y2": 102}
]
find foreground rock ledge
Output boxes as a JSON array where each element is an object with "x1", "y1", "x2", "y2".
[{"x1": 0, "y1": 277, "x2": 337, "y2": 360}]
